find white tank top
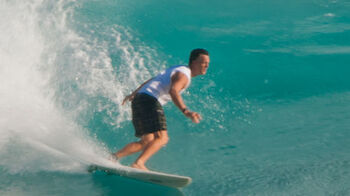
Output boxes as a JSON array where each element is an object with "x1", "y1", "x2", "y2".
[{"x1": 138, "y1": 65, "x2": 191, "y2": 105}]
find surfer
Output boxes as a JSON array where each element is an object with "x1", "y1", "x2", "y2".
[{"x1": 113, "y1": 48, "x2": 210, "y2": 170}]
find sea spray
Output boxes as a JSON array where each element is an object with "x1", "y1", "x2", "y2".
[
  {"x1": 0, "y1": 0, "x2": 169, "y2": 174},
  {"x1": 0, "y1": 0, "x2": 109, "y2": 173}
]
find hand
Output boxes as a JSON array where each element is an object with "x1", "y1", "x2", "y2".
[
  {"x1": 122, "y1": 94, "x2": 135, "y2": 105},
  {"x1": 184, "y1": 110, "x2": 202, "y2": 123}
]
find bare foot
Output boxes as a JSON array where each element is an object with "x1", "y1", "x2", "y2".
[
  {"x1": 109, "y1": 154, "x2": 119, "y2": 163},
  {"x1": 131, "y1": 162, "x2": 149, "y2": 171}
]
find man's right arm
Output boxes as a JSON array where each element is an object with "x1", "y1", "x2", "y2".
[{"x1": 122, "y1": 77, "x2": 153, "y2": 105}]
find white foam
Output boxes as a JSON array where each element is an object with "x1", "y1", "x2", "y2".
[
  {"x1": 0, "y1": 0, "x2": 164, "y2": 173},
  {"x1": 324, "y1": 13, "x2": 335, "y2": 17}
]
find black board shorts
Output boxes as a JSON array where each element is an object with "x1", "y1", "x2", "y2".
[{"x1": 131, "y1": 93, "x2": 167, "y2": 137}]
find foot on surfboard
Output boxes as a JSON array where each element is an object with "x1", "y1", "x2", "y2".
[
  {"x1": 109, "y1": 153, "x2": 119, "y2": 163},
  {"x1": 131, "y1": 162, "x2": 149, "y2": 171},
  {"x1": 87, "y1": 154, "x2": 118, "y2": 173}
]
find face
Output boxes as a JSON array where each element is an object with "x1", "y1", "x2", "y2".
[{"x1": 191, "y1": 54, "x2": 210, "y2": 76}]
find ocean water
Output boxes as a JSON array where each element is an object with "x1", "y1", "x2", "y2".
[{"x1": 1, "y1": 0, "x2": 350, "y2": 195}]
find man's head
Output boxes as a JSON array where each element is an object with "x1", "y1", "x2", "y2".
[{"x1": 189, "y1": 48, "x2": 210, "y2": 77}]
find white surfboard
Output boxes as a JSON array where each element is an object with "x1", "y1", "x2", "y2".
[{"x1": 88, "y1": 163, "x2": 192, "y2": 188}]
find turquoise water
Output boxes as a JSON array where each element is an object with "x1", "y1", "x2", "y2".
[{"x1": 1, "y1": 0, "x2": 350, "y2": 195}]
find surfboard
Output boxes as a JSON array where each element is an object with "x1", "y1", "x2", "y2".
[{"x1": 88, "y1": 163, "x2": 192, "y2": 188}]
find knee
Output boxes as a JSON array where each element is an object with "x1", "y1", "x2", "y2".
[
  {"x1": 140, "y1": 139, "x2": 153, "y2": 147},
  {"x1": 159, "y1": 135, "x2": 169, "y2": 146},
  {"x1": 155, "y1": 130, "x2": 169, "y2": 146},
  {"x1": 140, "y1": 136, "x2": 154, "y2": 147}
]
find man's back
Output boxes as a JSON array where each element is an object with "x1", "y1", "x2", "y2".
[{"x1": 138, "y1": 65, "x2": 191, "y2": 105}]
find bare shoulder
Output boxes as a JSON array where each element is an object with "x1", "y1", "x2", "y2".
[
  {"x1": 170, "y1": 71, "x2": 189, "y2": 89},
  {"x1": 171, "y1": 71, "x2": 189, "y2": 82}
]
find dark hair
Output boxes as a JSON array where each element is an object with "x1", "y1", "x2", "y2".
[{"x1": 189, "y1": 48, "x2": 209, "y2": 65}]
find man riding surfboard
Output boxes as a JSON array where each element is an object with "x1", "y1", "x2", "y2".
[{"x1": 113, "y1": 48, "x2": 210, "y2": 170}]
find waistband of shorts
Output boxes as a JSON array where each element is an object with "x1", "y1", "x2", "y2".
[{"x1": 135, "y1": 92, "x2": 158, "y2": 101}]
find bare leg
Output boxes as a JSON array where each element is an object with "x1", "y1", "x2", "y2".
[
  {"x1": 114, "y1": 142, "x2": 142, "y2": 158},
  {"x1": 132, "y1": 130, "x2": 169, "y2": 171},
  {"x1": 114, "y1": 133, "x2": 155, "y2": 159}
]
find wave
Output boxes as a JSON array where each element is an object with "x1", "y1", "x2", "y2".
[{"x1": 0, "y1": 0, "x2": 162, "y2": 173}]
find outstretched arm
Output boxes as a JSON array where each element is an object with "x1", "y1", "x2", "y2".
[
  {"x1": 122, "y1": 77, "x2": 154, "y2": 105},
  {"x1": 169, "y1": 72, "x2": 202, "y2": 123}
]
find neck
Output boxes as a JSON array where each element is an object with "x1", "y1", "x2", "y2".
[{"x1": 189, "y1": 64, "x2": 198, "y2": 77}]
